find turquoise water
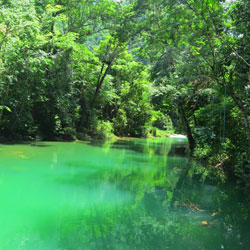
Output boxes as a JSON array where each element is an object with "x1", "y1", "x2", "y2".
[{"x1": 0, "y1": 138, "x2": 249, "y2": 249}]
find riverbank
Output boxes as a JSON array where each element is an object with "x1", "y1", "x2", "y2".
[
  {"x1": 169, "y1": 134, "x2": 187, "y2": 139},
  {"x1": 0, "y1": 133, "x2": 187, "y2": 145}
]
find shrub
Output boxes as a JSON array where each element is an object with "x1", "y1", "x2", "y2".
[{"x1": 94, "y1": 121, "x2": 116, "y2": 140}]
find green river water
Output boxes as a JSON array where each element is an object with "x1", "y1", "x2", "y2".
[{"x1": 0, "y1": 138, "x2": 249, "y2": 250}]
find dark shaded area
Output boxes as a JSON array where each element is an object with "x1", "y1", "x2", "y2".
[{"x1": 30, "y1": 143, "x2": 52, "y2": 147}]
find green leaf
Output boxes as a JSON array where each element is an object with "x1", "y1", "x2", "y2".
[{"x1": 0, "y1": 106, "x2": 12, "y2": 112}]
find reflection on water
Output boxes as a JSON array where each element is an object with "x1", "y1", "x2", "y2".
[{"x1": 0, "y1": 138, "x2": 249, "y2": 250}]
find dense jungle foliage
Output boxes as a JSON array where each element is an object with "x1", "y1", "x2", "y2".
[{"x1": 0, "y1": 0, "x2": 249, "y2": 190}]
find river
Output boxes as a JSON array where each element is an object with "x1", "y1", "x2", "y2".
[{"x1": 0, "y1": 138, "x2": 249, "y2": 249}]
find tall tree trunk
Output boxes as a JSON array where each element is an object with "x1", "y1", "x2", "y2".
[
  {"x1": 178, "y1": 103, "x2": 196, "y2": 152},
  {"x1": 79, "y1": 62, "x2": 112, "y2": 129},
  {"x1": 90, "y1": 62, "x2": 112, "y2": 108}
]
